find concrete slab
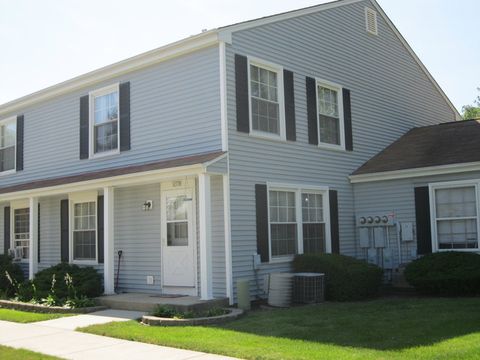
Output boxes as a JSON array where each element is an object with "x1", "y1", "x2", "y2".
[
  {"x1": 0, "y1": 320, "x2": 63, "y2": 342},
  {"x1": 35, "y1": 309, "x2": 145, "y2": 330}
]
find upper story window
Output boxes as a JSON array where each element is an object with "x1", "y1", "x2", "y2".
[
  {"x1": 317, "y1": 80, "x2": 345, "y2": 149},
  {"x1": 0, "y1": 117, "x2": 16, "y2": 173},
  {"x1": 90, "y1": 84, "x2": 119, "y2": 157},
  {"x1": 432, "y1": 184, "x2": 479, "y2": 251},
  {"x1": 248, "y1": 58, "x2": 285, "y2": 140}
]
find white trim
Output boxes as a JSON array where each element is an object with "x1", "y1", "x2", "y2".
[
  {"x1": 219, "y1": 42, "x2": 228, "y2": 152},
  {"x1": 0, "y1": 116, "x2": 17, "y2": 176},
  {"x1": 315, "y1": 78, "x2": 346, "y2": 151},
  {"x1": 265, "y1": 182, "x2": 331, "y2": 263},
  {"x1": 0, "y1": 31, "x2": 220, "y2": 117},
  {"x1": 349, "y1": 161, "x2": 480, "y2": 183},
  {"x1": 28, "y1": 197, "x2": 38, "y2": 280},
  {"x1": 89, "y1": 83, "x2": 120, "y2": 159},
  {"x1": 428, "y1": 180, "x2": 480, "y2": 253},
  {"x1": 68, "y1": 190, "x2": 99, "y2": 265},
  {"x1": 247, "y1": 57, "x2": 286, "y2": 141},
  {"x1": 103, "y1": 187, "x2": 115, "y2": 294},
  {"x1": 223, "y1": 172, "x2": 233, "y2": 304},
  {"x1": 198, "y1": 173, "x2": 213, "y2": 300}
]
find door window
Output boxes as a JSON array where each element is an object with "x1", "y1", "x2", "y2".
[{"x1": 166, "y1": 195, "x2": 188, "y2": 246}]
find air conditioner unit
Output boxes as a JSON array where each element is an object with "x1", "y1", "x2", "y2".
[
  {"x1": 8, "y1": 248, "x2": 22, "y2": 261},
  {"x1": 293, "y1": 273, "x2": 325, "y2": 304}
]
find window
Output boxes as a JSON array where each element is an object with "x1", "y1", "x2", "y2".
[
  {"x1": 302, "y1": 193, "x2": 326, "y2": 253},
  {"x1": 268, "y1": 185, "x2": 330, "y2": 260},
  {"x1": 248, "y1": 59, "x2": 285, "y2": 139},
  {"x1": 365, "y1": 7, "x2": 378, "y2": 35},
  {"x1": 72, "y1": 201, "x2": 97, "y2": 261},
  {"x1": 13, "y1": 208, "x2": 29, "y2": 260},
  {"x1": 166, "y1": 195, "x2": 189, "y2": 246},
  {"x1": 90, "y1": 84, "x2": 119, "y2": 156},
  {"x1": 433, "y1": 185, "x2": 479, "y2": 250},
  {"x1": 0, "y1": 117, "x2": 16, "y2": 173},
  {"x1": 317, "y1": 81, "x2": 344, "y2": 148}
]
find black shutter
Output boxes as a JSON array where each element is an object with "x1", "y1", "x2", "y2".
[
  {"x1": 415, "y1": 187, "x2": 432, "y2": 255},
  {"x1": 60, "y1": 199, "x2": 69, "y2": 262},
  {"x1": 235, "y1": 54, "x2": 250, "y2": 133},
  {"x1": 255, "y1": 184, "x2": 269, "y2": 263},
  {"x1": 97, "y1": 196, "x2": 104, "y2": 263},
  {"x1": 16, "y1": 115, "x2": 24, "y2": 171},
  {"x1": 343, "y1": 88, "x2": 353, "y2": 151},
  {"x1": 306, "y1": 76, "x2": 318, "y2": 145},
  {"x1": 119, "y1": 82, "x2": 131, "y2": 152},
  {"x1": 37, "y1": 203, "x2": 40, "y2": 263},
  {"x1": 284, "y1": 70, "x2": 296, "y2": 141},
  {"x1": 329, "y1": 190, "x2": 340, "y2": 254},
  {"x1": 79, "y1": 95, "x2": 89, "y2": 159},
  {"x1": 4, "y1": 207, "x2": 10, "y2": 255}
]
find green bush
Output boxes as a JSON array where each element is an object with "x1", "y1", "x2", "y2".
[
  {"x1": 32, "y1": 263, "x2": 102, "y2": 300},
  {"x1": 0, "y1": 254, "x2": 24, "y2": 297},
  {"x1": 404, "y1": 252, "x2": 480, "y2": 296},
  {"x1": 293, "y1": 254, "x2": 383, "y2": 301}
]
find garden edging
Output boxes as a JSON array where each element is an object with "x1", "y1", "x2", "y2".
[
  {"x1": 142, "y1": 308, "x2": 244, "y2": 326},
  {"x1": 0, "y1": 299, "x2": 107, "y2": 313}
]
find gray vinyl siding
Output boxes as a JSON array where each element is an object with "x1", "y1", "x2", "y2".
[
  {"x1": 0, "y1": 204, "x2": 4, "y2": 255},
  {"x1": 0, "y1": 45, "x2": 221, "y2": 188},
  {"x1": 211, "y1": 175, "x2": 227, "y2": 297},
  {"x1": 353, "y1": 171, "x2": 480, "y2": 264},
  {"x1": 114, "y1": 184, "x2": 162, "y2": 293},
  {"x1": 225, "y1": 0, "x2": 456, "y2": 299}
]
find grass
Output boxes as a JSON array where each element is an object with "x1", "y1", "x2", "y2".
[
  {"x1": 0, "y1": 308, "x2": 71, "y2": 323},
  {"x1": 0, "y1": 345, "x2": 61, "y2": 359},
  {"x1": 80, "y1": 297, "x2": 480, "y2": 360}
]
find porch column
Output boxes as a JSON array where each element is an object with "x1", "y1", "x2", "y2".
[
  {"x1": 199, "y1": 173, "x2": 213, "y2": 300},
  {"x1": 29, "y1": 197, "x2": 38, "y2": 280},
  {"x1": 103, "y1": 187, "x2": 115, "y2": 294}
]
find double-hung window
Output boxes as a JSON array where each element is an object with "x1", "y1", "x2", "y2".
[
  {"x1": 432, "y1": 184, "x2": 479, "y2": 250},
  {"x1": 13, "y1": 207, "x2": 30, "y2": 260},
  {"x1": 72, "y1": 200, "x2": 97, "y2": 262},
  {"x1": 0, "y1": 117, "x2": 16, "y2": 173},
  {"x1": 249, "y1": 58, "x2": 285, "y2": 140},
  {"x1": 317, "y1": 81, "x2": 344, "y2": 148},
  {"x1": 268, "y1": 185, "x2": 330, "y2": 260},
  {"x1": 90, "y1": 84, "x2": 119, "y2": 156}
]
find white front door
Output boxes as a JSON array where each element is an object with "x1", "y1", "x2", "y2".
[{"x1": 161, "y1": 187, "x2": 196, "y2": 293}]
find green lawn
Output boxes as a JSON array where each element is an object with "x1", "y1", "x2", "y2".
[
  {"x1": 80, "y1": 297, "x2": 480, "y2": 360},
  {"x1": 0, "y1": 345, "x2": 61, "y2": 359},
  {"x1": 0, "y1": 308, "x2": 71, "y2": 323}
]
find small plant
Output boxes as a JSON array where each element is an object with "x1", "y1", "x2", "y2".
[
  {"x1": 152, "y1": 305, "x2": 230, "y2": 319},
  {"x1": 41, "y1": 274, "x2": 60, "y2": 307},
  {"x1": 0, "y1": 254, "x2": 24, "y2": 297}
]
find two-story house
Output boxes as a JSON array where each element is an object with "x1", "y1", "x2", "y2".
[{"x1": 0, "y1": 0, "x2": 461, "y2": 304}]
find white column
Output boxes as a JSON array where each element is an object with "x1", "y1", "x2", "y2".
[
  {"x1": 199, "y1": 173, "x2": 213, "y2": 300},
  {"x1": 29, "y1": 197, "x2": 38, "y2": 280},
  {"x1": 223, "y1": 174, "x2": 233, "y2": 305},
  {"x1": 103, "y1": 187, "x2": 115, "y2": 294}
]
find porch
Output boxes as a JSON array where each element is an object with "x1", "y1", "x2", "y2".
[{"x1": 0, "y1": 152, "x2": 232, "y2": 303}]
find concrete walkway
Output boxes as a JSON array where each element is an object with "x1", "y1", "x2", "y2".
[{"x1": 0, "y1": 310, "x2": 236, "y2": 360}]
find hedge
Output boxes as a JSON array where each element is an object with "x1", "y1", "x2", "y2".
[
  {"x1": 293, "y1": 253, "x2": 383, "y2": 301},
  {"x1": 0, "y1": 254, "x2": 24, "y2": 297}
]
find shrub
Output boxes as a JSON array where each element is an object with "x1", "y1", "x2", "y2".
[
  {"x1": 33, "y1": 263, "x2": 102, "y2": 300},
  {"x1": 293, "y1": 254, "x2": 383, "y2": 301},
  {"x1": 152, "y1": 305, "x2": 229, "y2": 319},
  {"x1": 0, "y1": 254, "x2": 24, "y2": 297},
  {"x1": 404, "y1": 252, "x2": 480, "y2": 296}
]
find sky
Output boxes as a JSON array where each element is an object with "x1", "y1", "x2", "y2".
[{"x1": 0, "y1": 0, "x2": 478, "y2": 113}]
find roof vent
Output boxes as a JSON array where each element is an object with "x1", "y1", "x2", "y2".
[{"x1": 365, "y1": 7, "x2": 378, "y2": 35}]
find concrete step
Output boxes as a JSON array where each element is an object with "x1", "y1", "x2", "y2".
[{"x1": 96, "y1": 293, "x2": 229, "y2": 313}]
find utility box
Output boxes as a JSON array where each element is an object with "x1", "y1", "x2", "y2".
[
  {"x1": 401, "y1": 222, "x2": 414, "y2": 242},
  {"x1": 367, "y1": 248, "x2": 377, "y2": 265},
  {"x1": 359, "y1": 228, "x2": 370, "y2": 248},
  {"x1": 383, "y1": 248, "x2": 393, "y2": 269},
  {"x1": 373, "y1": 227, "x2": 385, "y2": 248}
]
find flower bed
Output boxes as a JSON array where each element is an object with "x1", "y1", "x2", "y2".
[
  {"x1": 0, "y1": 299, "x2": 106, "y2": 314},
  {"x1": 142, "y1": 308, "x2": 244, "y2": 326}
]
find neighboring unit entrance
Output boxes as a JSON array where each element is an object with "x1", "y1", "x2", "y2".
[{"x1": 161, "y1": 186, "x2": 196, "y2": 295}]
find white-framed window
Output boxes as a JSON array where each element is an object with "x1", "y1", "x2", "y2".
[
  {"x1": 12, "y1": 207, "x2": 30, "y2": 261},
  {"x1": 0, "y1": 117, "x2": 16, "y2": 174},
  {"x1": 431, "y1": 182, "x2": 480, "y2": 251},
  {"x1": 316, "y1": 79, "x2": 345, "y2": 150},
  {"x1": 248, "y1": 57, "x2": 286, "y2": 140},
  {"x1": 89, "y1": 83, "x2": 120, "y2": 158},
  {"x1": 267, "y1": 183, "x2": 331, "y2": 261},
  {"x1": 69, "y1": 192, "x2": 98, "y2": 263}
]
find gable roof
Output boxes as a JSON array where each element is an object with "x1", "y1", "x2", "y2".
[
  {"x1": 0, "y1": 0, "x2": 460, "y2": 119},
  {"x1": 351, "y1": 120, "x2": 480, "y2": 181}
]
